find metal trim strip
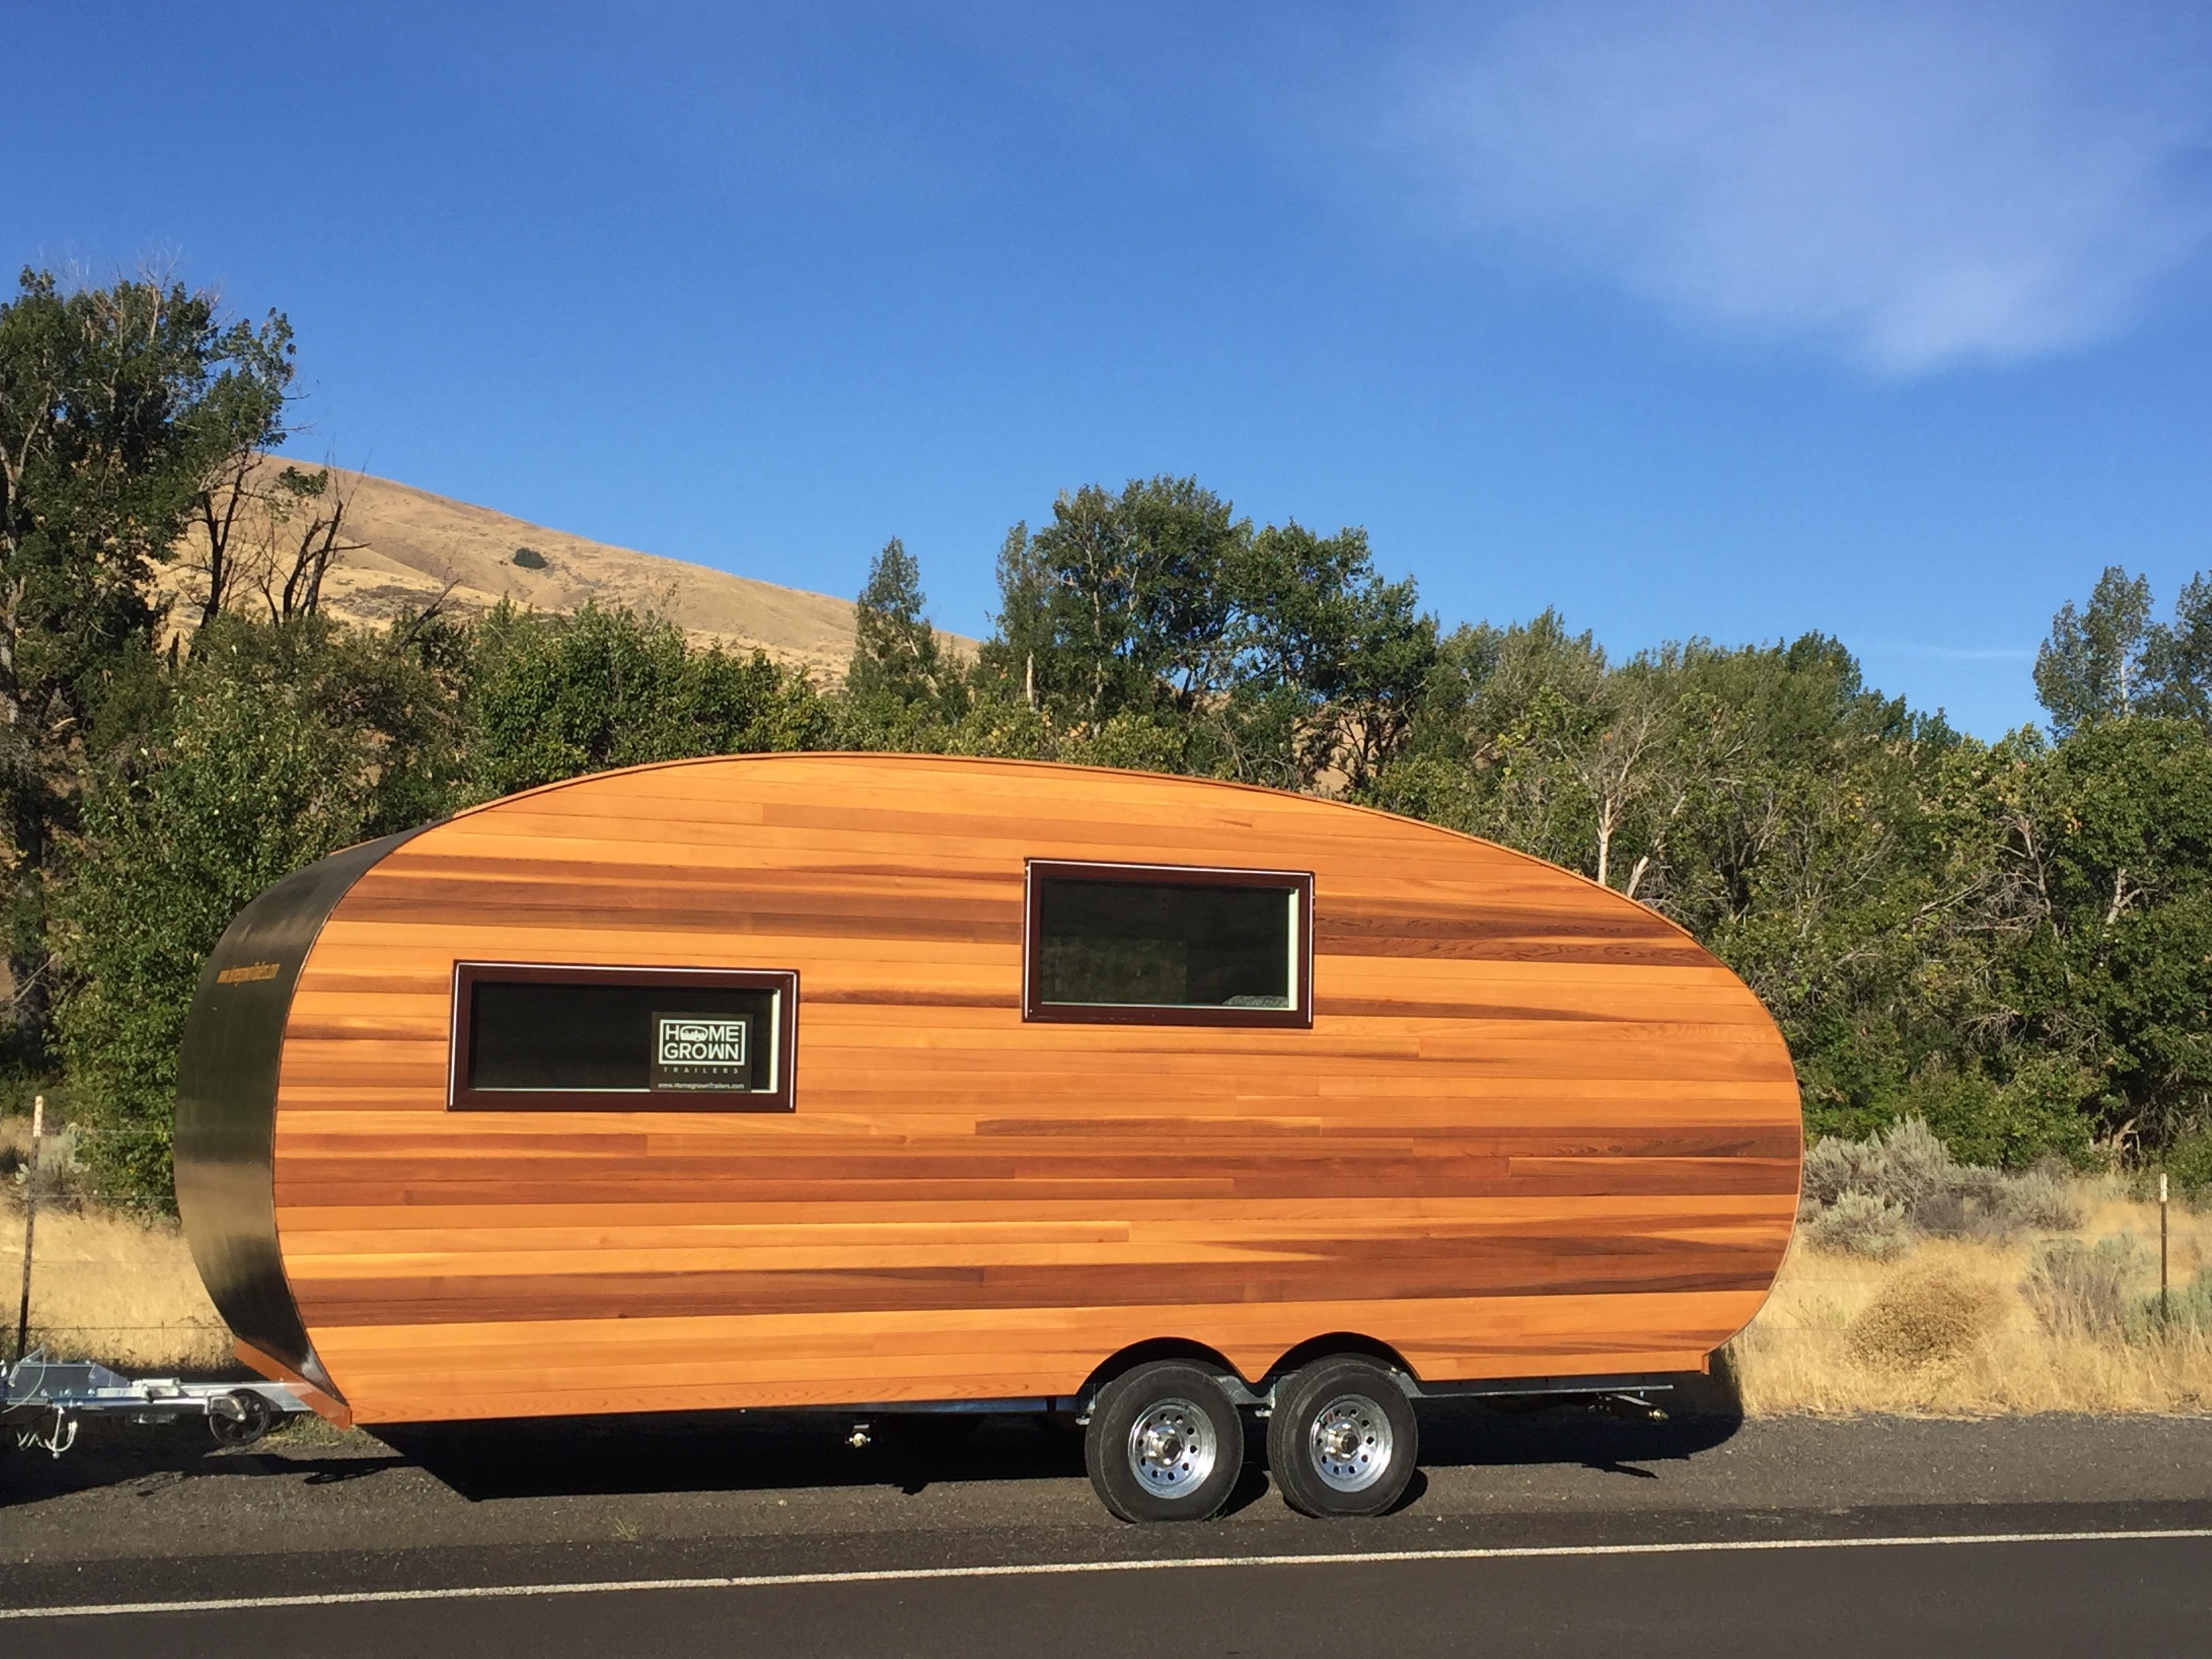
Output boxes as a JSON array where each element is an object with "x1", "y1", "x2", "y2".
[{"x1": 173, "y1": 830, "x2": 426, "y2": 1400}]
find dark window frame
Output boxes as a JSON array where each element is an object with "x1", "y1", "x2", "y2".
[
  {"x1": 448, "y1": 962, "x2": 800, "y2": 1112},
  {"x1": 1023, "y1": 859, "x2": 1314, "y2": 1029}
]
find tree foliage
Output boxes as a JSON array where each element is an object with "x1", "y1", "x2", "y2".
[
  {"x1": 463, "y1": 601, "x2": 832, "y2": 800},
  {"x1": 0, "y1": 270, "x2": 302, "y2": 1059},
  {"x1": 55, "y1": 614, "x2": 460, "y2": 1202},
  {"x1": 16, "y1": 266, "x2": 2212, "y2": 1206},
  {"x1": 2036, "y1": 566, "x2": 2152, "y2": 735},
  {"x1": 975, "y1": 478, "x2": 1435, "y2": 787},
  {"x1": 2034, "y1": 564, "x2": 2212, "y2": 737},
  {"x1": 844, "y1": 537, "x2": 962, "y2": 741}
]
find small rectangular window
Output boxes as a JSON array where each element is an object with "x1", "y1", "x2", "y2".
[
  {"x1": 449, "y1": 964, "x2": 797, "y2": 1111},
  {"x1": 1024, "y1": 860, "x2": 1312, "y2": 1027}
]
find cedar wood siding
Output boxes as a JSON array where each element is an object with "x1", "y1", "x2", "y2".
[{"x1": 261, "y1": 754, "x2": 1801, "y2": 1423}]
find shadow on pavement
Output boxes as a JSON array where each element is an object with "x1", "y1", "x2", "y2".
[
  {"x1": 1418, "y1": 1402, "x2": 1740, "y2": 1481},
  {"x1": 0, "y1": 1412, "x2": 409, "y2": 1509},
  {"x1": 1417, "y1": 1354, "x2": 1743, "y2": 1481},
  {"x1": 383, "y1": 1411, "x2": 1090, "y2": 1502}
]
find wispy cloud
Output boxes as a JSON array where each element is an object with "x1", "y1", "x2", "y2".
[{"x1": 1397, "y1": 1, "x2": 2212, "y2": 371}]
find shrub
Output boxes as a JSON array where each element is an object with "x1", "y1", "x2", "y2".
[
  {"x1": 2021, "y1": 1237, "x2": 2140, "y2": 1340},
  {"x1": 1801, "y1": 1134, "x2": 1879, "y2": 1208},
  {"x1": 1991, "y1": 1170, "x2": 2083, "y2": 1233},
  {"x1": 1908, "y1": 1167, "x2": 2080, "y2": 1241},
  {"x1": 2142, "y1": 1267, "x2": 2212, "y2": 1336},
  {"x1": 1804, "y1": 1118, "x2": 2084, "y2": 1244},
  {"x1": 1847, "y1": 1267, "x2": 2003, "y2": 1369},
  {"x1": 1876, "y1": 1118, "x2": 1958, "y2": 1207},
  {"x1": 1906, "y1": 1189, "x2": 1970, "y2": 1236},
  {"x1": 2166, "y1": 1127, "x2": 2212, "y2": 1198},
  {"x1": 512, "y1": 546, "x2": 549, "y2": 569},
  {"x1": 1803, "y1": 1118, "x2": 1956, "y2": 1209},
  {"x1": 1806, "y1": 1191, "x2": 1912, "y2": 1258}
]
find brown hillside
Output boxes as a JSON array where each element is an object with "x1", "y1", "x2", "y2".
[{"x1": 159, "y1": 465, "x2": 971, "y2": 680}]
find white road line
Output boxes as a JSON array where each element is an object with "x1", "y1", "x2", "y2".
[{"x1": 5, "y1": 1526, "x2": 2210, "y2": 1621}]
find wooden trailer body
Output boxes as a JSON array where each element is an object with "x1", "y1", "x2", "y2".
[{"x1": 175, "y1": 754, "x2": 1801, "y2": 1429}]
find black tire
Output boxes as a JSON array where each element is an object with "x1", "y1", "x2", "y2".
[
  {"x1": 1266, "y1": 1355, "x2": 1418, "y2": 1518},
  {"x1": 1084, "y1": 1361, "x2": 1245, "y2": 1523},
  {"x1": 208, "y1": 1389, "x2": 276, "y2": 1447}
]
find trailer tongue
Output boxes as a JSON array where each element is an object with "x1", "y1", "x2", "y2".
[{"x1": 2, "y1": 1349, "x2": 308, "y2": 1457}]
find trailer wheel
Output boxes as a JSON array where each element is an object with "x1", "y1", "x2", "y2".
[
  {"x1": 1084, "y1": 1361, "x2": 1244, "y2": 1523},
  {"x1": 1267, "y1": 1356, "x2": 1417, "y2": 1518},
  {"x1": 208, "y1": 1389, "x2": 276, "y2": 1447}
]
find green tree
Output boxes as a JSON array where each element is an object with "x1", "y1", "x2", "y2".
[
  {"x1": 54, "y1": 613, "x2": 463, "y2": 1205},
  {"x1": 2036, "y1": 565, "x2": 2153, "y2": 735},
  {"x1": 2142, "y1": 574, "x2": 2212, "y2": 729},
  {"x1": 1221, "y1": 523, "x2": 1437, "y2": 791},
  {"x1": 978, "y1": 480, "x2": 1434, "y2": 790},
  {"x1": 0, "y1": 269, "x2": 297, "y2": 1059},
  {"x1": 848, "y1": 538, "x2": 940, "y2": 697},
  {"x1": 985, "y1": 477, "x2": 1247, "y2": 732},
  {"x1": 845, "y1": 537, "x2": 962, "y2": 737},
  {"x1": 2000, "y1": 718, "x2": 2212, "y2": 1155},
  {"x1": 1366, "y1": 611, "x2": 1618, "y2": 872},
  {"x1": 462, "y1": 602, "x2": 834, "y2": 799}
]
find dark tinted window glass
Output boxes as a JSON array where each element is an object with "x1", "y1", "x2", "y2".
[
  {"x1": 1038, "y1": 879, "x2": 1296, "y2": 1008},
  {"x1": 469, "y1": 982, "x2": 779, "y2": 1093}
]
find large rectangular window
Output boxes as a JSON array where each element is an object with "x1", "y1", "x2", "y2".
[
  {"x1": 1024, "y1": 861, "x2": 1312, "y2": 1027},
  {"x1": 449, "y1": 964, "x2": 797, "y2": 1111}
]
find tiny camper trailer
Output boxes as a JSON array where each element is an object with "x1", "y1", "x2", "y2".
[{"x1": 176, "y1": 754, "x2": 1801, "y2": 1520}]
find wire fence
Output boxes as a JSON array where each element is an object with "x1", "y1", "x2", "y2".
[{"x1": 5, "y1": 1149, "x2": 231, "y2": 1368}]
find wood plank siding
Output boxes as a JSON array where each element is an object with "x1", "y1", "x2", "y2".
[{"x1": 265, "y1": 755, "x2": 1801, "y2": 1422}]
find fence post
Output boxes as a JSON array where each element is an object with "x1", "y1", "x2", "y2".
[
  {"x1": 12, "y1": 1093, "x2": 42, "y2": 1368},
  {"x1": 2160, "y1": 1171, "x2": 2171, "y2": 1328}
]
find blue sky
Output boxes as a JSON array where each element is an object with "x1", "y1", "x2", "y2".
[{"x1": 11, "y1": 1, "x2": 2212, "y2": 735}]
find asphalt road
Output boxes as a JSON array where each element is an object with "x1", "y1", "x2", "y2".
[
  {"x1": 7, "y1": 1533, "x2": 2211, "y2": 1658},
  {"x1": 7, "y1": 1399, "x2": 2212, "y2": 1653}
]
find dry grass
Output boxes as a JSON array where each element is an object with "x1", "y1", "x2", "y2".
[
  {"x1": 147, "y1": 459, "x2": 973, "y2": 681},
  {"x1": 0, "y1": 1183, "x2": 230, "y2": 1372},
  {"x1": 1730, "y1": 1180, "x2": 2212, "y2": 1416}
]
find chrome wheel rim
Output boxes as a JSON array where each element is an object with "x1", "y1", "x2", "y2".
[
  {"x1": 1126, "y1": 1397, "x2": 1219, "y2": 1497},
  {"x1": 1307, "y1": 1393, "x2": 1393, "y2": 1493}
]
